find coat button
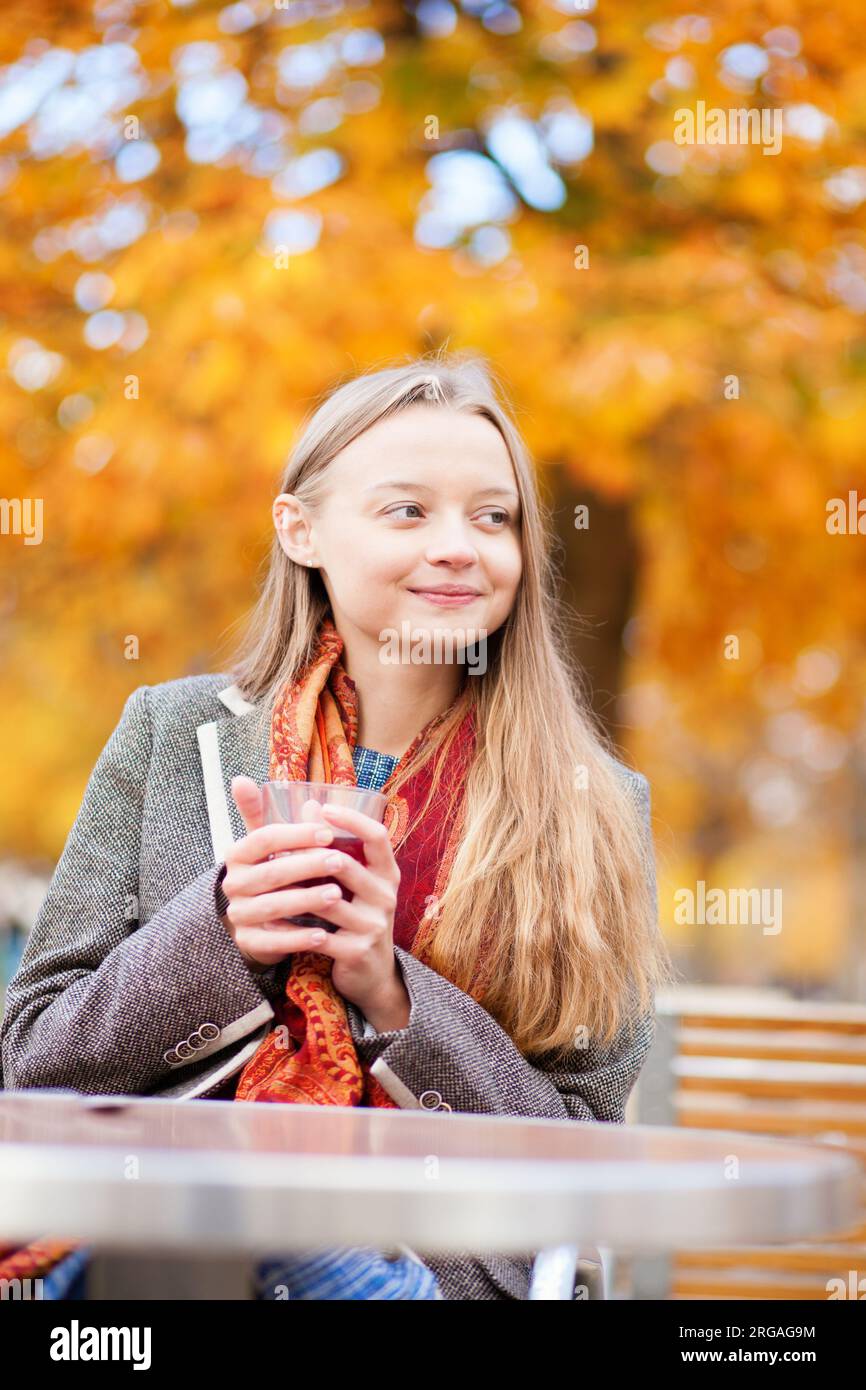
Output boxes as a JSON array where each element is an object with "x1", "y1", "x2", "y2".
[
  {"x1": 188, "y1": 1032, "x2": 207, "y2": 1051},
  {"x1": 175, "y1": 1040, "x2": 195, "y2": 1060},
  {"x1": 163, "y1": 1049, "x2": 179, "y2": 1066},
  {"x1": 198, "y1": 1022, "x2": 220, "y2": 1041},
  {"x1": 419, "y1": 1090, "x2": 443, "y2": 1110}
]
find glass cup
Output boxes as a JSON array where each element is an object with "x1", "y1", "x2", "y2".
[{"x1": 262, "y1": 781, "x2": 389, "y2": 930}]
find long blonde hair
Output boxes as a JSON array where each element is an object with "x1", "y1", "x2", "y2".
[{"x1": 223, "y1": 348, "x2": 675, "y2": 1059}]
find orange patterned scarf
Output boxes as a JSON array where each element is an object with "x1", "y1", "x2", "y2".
[{"x1": 234, "y1": 613, "x2": 481, "y2": 1107}]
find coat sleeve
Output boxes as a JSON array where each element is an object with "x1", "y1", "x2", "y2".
[
  {"x1": 0, "y1": 685, "x2": 281, "y2": 1097},
  {"x1": 346, "y1": 772, "x2": 658, "y2": 1124}
]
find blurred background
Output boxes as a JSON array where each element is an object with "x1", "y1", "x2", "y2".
[{"x1": 1, "y1": 0, "x2": 865, "y2": 1008}]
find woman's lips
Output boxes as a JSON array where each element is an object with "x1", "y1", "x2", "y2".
[{"x1": 408, "y1": 589, "x2": 483, "y2": 608}]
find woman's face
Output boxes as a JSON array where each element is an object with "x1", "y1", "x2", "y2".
[{"x1": 276, "y1": 404, "x2": 523, "y2": 650}]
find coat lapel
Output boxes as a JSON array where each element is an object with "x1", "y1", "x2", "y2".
[{"x1": 196, "y1": 684, "x2": 271, "y2": 864}]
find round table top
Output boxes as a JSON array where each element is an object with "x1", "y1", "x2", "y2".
[{"x1": 0, "y1": 1089, "x2": 860, "y2": 1255}]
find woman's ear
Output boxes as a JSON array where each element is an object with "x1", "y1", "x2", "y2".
[{"x1": 273, "y1": 493, "x2": 317, "y2": 566}]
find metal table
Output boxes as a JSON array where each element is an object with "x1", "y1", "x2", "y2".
[{"x1": 0, "y1": 1089, "x2": 860, "y2": 1298}]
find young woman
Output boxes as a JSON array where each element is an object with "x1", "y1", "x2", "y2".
[{"x1": 0, "y1": 350, "x2": 674, "y2": 1301}]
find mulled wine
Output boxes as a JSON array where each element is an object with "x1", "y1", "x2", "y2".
[{"x1": 290, "y1": 829, "x2": 367, "y2": 930}]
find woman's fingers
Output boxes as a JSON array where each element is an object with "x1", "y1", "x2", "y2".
[
  {"x1": 304, "y1": 892, "x2": 362, "y2": 937},
  {"x1": 223, "y1": 845, "x2": 345, "y2": 898},
  {"x1": 222, "y1": 797, "x2": 401, "y2": 983},
  {"x1": 226, "y1": 818, "x2": 335, "y2": 866},
  {"x1": 316, "y1": 845, "x2": 397, "y2": 914},
  {"x1": 230, "y1": 776, "x2": 266, "y2": 835},
  {"x1": 236, "y1": 923, "x2": 328, "y2": 967},
  {"x1": 319, "y1": 803, "x2": 398, "y2": 881},
  {"x1": 228, "y1": 881, "x2": 343, "y2": 928}
]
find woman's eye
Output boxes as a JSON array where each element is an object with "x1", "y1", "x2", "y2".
[
  {"x1": 479, "y1": 509, "x2": 509, "y2": 526},
  {"x1": 386, "y1": 504, "x2": 424, "y2": 520}
]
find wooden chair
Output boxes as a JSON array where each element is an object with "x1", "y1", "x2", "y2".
[{"x1": 630, "y1": 986, "x2": 866, "y2": 1299}]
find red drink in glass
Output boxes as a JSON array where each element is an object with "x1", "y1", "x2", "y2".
[
  {"x1": 261, "y1": 780, "x2": 388, "y2": 932},
  {"x1": 290, "y1": 830, "x2": 368, "y2": 929}
]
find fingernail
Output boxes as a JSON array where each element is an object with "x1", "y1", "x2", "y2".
[
  {"x1": 323, "y1": 853, "x2": 341, "y2": 871},
  {"x1": 315, "y1": 828, "x2": 334, "y2": 843},
  {"x1": 322, "y1": 885, "x2": 341, "y2": 900}
]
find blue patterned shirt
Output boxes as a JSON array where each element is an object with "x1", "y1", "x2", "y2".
[{"x1": 352, "y1": 743, "x2": 398, "y2": 792}]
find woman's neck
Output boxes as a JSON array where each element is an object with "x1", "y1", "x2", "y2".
[{"x1": 340, "y1": 629, "x2": 464, "y2": 759}]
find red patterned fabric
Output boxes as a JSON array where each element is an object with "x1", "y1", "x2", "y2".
[{"x1": 234, "y1": 613, "x2": 481, "y2": 1106}]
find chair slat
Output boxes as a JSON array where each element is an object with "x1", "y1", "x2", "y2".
[
  {"x1": 679, "y1": 1033, "x2": 866, "y2": 1066},
  {"x1": 675, "y1": 1247, "x2": 866, "y2": 1271}
]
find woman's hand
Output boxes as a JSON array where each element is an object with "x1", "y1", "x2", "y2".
[
  {"x1": 220, "y1": 779, "x2": 410, "y2": 1030},
  {"x1": 220, "y1": 776, "x2": 347, "y2": 970},
  {"x1": 308, "y1": 799, "x2": 410, "y2": 1030}
]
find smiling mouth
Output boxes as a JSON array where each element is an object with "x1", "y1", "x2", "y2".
[
  {"x1": 408, "y1": 589, "x2": 483, "y2": 603},
  {"x1": 408, "y1": 583, "x2": 483, "y2": 594},
  {"x1": 408, "y1": 587, "x2": 483, "y2": 597}
]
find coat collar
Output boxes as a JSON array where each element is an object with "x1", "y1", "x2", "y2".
[
  {"x1": 196, "y1": 683, "x2": 271, "y2": 864},
  {"x1": 215, "y1": 683, "x2": 256, "y2": 717}
]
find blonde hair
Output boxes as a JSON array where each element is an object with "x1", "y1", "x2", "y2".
[{"x1": 223, "y1": 348, "x2": 675, "y2": 1059}]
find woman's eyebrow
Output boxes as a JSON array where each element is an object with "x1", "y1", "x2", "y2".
[{"x1": 364, "y1": 478, "x2": 520, "y2": 501}]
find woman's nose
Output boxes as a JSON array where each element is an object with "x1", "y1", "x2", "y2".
[
  {"x1": 422, "y1": 539, "x2": 480, "y2": 567},
  {"x1": 422, "y1": 528, "x2": 479, "y2": 565}
]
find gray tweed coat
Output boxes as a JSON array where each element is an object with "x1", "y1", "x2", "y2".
[{"x1": 0, "y1": 675, "x2": 658, "y2": 1301}]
